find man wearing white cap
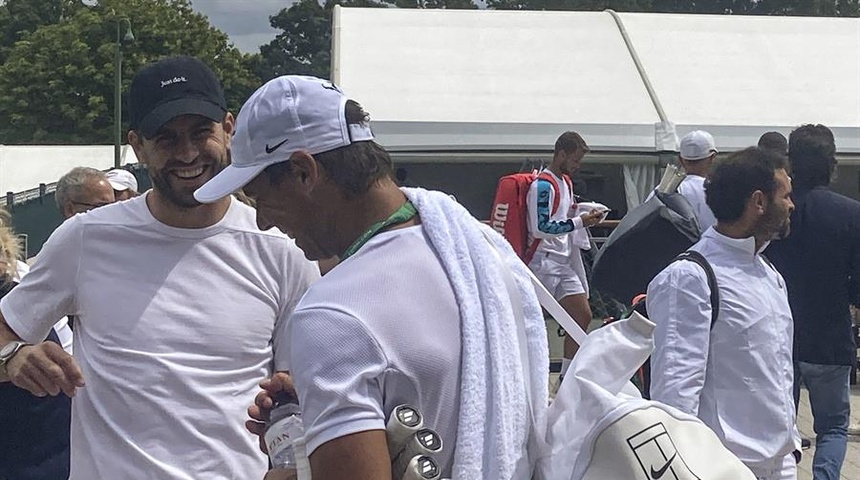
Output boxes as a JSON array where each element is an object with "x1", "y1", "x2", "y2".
[
  {"x1": 105, "y1": 169, "x2": 139, "y2": 201},
  {"x1": 677, "y1": 130, "x2": 719, "y2": 231},
  {"x1": 196, "y1": 76, "x2": 547, "y2": 480}
]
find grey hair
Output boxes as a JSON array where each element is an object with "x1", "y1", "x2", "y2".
[{"x1": 55, "y1": 167, "x2": 108, "y2": 208}]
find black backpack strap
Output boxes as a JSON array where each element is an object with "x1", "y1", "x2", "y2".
[
  {"x1": 0, "y1": 279, "x2": 16, "y2": 298},
  {"x1": 673, "y1": 251, "x2": 720, "y2": 329}
]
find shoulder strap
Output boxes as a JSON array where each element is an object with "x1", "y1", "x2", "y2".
[
  {"x1": 673, "y1": 251, "x2": 720, "y2": 329},
  {"x1": 482, "y1": 230, "x2": 587, "y2": 346},
  {"x1": 562, "y1": 174, "x2": 573, "y2": 195},
  {"x1": 536, "y1": 172, "x2": 563, "y2": 215}
]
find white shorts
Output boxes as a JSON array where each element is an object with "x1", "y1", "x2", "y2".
[{"x1": 528, "y1": 251, "x2": 589, "y2": 300}]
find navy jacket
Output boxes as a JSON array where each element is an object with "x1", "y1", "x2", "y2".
[
  {"x1": 0, "y1": 282, "x2": 71, "y2": 480},
  {"x1": 767, "y1": 187, "x2": 860, "y2": 365}
]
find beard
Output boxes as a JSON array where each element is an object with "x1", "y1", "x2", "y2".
[
  {"x1": 759, "y1": 203, "x2": 791, "y2": 240},
  {"x1": 774, "y1": 218, "x2": 791, "y2": 239},
  {"x1": 149, "y1": 159, "x2": 227, "y2": 209}
]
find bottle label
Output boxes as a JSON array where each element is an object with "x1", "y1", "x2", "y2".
[{"x1": 265, "y1": 415, "x2": 303, "y2": 468}]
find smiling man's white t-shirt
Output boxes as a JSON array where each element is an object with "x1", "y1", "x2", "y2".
[{"x1": 1, "y1": 194, "x2": 319, "y2": 480}]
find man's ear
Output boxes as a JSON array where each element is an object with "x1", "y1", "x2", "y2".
[
  {"x1": 750, "y1": 189, "x2": 767, "y2": 215},
  {"x1": 127, "y1": 130, "x2": 146, "y2": 167},
  {"x1": 222, "y1": 112, "x2": 235, "y2": 138},
  {"x1": 287, "y1": 151, "x2": 321, "y2": 191}
]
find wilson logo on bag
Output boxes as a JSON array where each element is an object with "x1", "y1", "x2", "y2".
[{"x1": 489, "y1": 171, "x2": 569, "y2": 264}]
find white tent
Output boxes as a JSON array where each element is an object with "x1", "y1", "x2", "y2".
[
  {"x1": 331, "y1": 7, "x2": 860, "y2": 210},
  {"x1": 332, "y1": 7, "x2": 860, "y2": 155}
]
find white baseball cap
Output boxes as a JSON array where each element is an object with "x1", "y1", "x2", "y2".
[
  {"x1": 105, "y1": 169, "x2": 138, "y2": 192},
  {"x1": 194, "y1": 75, "x2": 374, "y2": 204},
  {"x1": 679, "y1": 130, "x2": 718, "y2": 161}
]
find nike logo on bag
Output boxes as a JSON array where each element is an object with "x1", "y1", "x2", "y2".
[
  {"x1": 265, "y1": 138, "x2": 289, "y2": 154},
  {"x1": 650, "y1": 453, "x2": 677, "y2": 479},
  {"x1": 321, "y1": 82, "x2": 341, "y2": 92}
]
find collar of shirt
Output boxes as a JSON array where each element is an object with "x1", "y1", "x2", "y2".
[{"x1": 703, "y1": 227, "x2": 770, "y2": 256}]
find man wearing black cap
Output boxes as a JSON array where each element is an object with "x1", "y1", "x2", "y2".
[{"x1": 0, "y1": 56, "x2": 319, "y2": 479}]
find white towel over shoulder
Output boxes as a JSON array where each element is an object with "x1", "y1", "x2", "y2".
[{"x1": 403, "y1": 188, "x2": 549, "y2": 480}]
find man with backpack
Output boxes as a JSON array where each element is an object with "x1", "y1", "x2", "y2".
[
  {"x1": 526, "y1": 131, "x2": 604, "y2": 375},
  {"x1": 647, "y1": 147, "x2": 800, "y2": 480}
]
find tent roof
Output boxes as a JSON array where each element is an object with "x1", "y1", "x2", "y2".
[{"x1": 331, "y1": 8, "x2": 860, "y2": 153}]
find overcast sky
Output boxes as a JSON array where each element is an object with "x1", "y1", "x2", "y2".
[{"x1": 191, "y1": 0, "x2": 290, "y2": 53}]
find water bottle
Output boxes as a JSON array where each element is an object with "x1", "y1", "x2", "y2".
[{"x1": 265, "y1": 395, "x2": 311, "y2": 480}]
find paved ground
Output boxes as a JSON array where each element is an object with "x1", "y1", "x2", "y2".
[{"x1": 796, "y1": 384, "x2": 860, "y2": 480}]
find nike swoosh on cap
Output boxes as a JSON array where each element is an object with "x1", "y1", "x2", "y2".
[{"x1": 265, "y1": 138, "x2": 289, "y2": 154}]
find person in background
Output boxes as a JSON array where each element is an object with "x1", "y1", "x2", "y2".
[
  {"x1": 105, "y1": 169, "x2": 140, "y2": 201},
  {"x1": 0, "y1": 56, "x2": 318, "y2": 480},
  {"x1": 675, "y1": 130, "x2": 719, "y2": 231},
  {"x1": 55, "y1": 167, "x2": 119, "y2": 334},
  {"x1": 758, "y1": 131, "x2": 788, "y2": 155},
  {"x1": 527, "y1": 131, "x2": 603, "y2": 376},
  {"x1": 767, "y1": 124, "x2": 860, "y2": 480},
  {"x1": 648, "y1": 147, "x2": 799, "y2": 480},
  {"x1": 756, "y1": 129, "x2": 812, "y2": 450},
  {"x1": 0, "y1": 205, "x2": 71, "y2": 480},
  {"x1": 54, "y1": 167, "x2": 115, "y2": 219}
]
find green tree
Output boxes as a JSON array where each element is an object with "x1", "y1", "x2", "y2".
[
  {"x1": 487, "y1": 0, "x2": 858, "y2": 15},
  {"x1": 386, "y1": 0, "x2": 478, "y2": 8},
  {"x1": 750, "y1": 0, "x2": 859, "y2": 16},
  {"x1": 485, "y1": 0, "x2": 650, "y2": 10},
  {"x1": 0, "y1": 0, "x2": 81, "y2": 59},
  {"x1": 0, "y1": 0, "x2": 260, "y2": 144},
  {"x1": 255, "y1": 0, "x2": 348, "y2": 81}
]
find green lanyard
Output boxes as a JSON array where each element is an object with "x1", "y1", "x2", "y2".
[{"x1": 340, "y1": 201, "x2": 418, "y2": 261}]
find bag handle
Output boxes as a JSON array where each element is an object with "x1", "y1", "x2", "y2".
[{"x1": 483, "y1": 230, "x2": 588, "y2": 348}]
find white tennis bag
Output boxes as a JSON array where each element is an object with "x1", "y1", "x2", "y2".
[{"x1": 524, "y1": 269, "x2": 757, "y2": 480}]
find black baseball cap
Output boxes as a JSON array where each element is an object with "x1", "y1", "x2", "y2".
[{"x1": 129, "y1": 56, "x2": 227, "y2": 138}]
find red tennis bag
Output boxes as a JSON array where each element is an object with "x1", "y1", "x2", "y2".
[{"x1": 489, "y1": 171, "x2": 568, "y2": 264}]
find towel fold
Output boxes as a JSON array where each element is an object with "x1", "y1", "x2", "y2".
[{"x1": 402, "y1": 187, "x2": 549, "y2": 480}]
